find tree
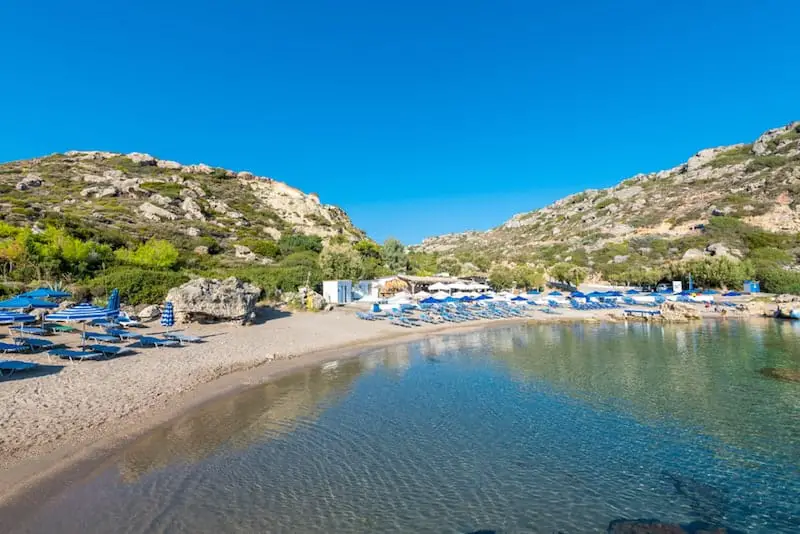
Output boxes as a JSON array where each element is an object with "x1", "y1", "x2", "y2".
[
  {"x1": 354, "y1": 239, "x2": 382, "y2": 260},
  {"x1": 278, "y1": 233, "x2": 323, "y2": 256},
  {"x1": 408, "y1": 252, "x2": 438, "y2": 276},
  {"x1": 318, "y1": 244, "x2": 364, "y2": 280},
  {"x1": 549, "y1": 262, "x2": 587, "y2": 287},
  {"x1": 115, "y1": 239, "x2": 180, "y2": 270},
  {"x1": 436, "y1": 256, "x2": 462, "y2": 276},
  {"x1": 381, "y1": 238, "x2": 408, "y2": 273},
  {"x1": 513, "y1": 265, "x2": 545, "y2": 290},
  {"x1": 489, "y1": 265, "x2": 514, "y2": 290}
]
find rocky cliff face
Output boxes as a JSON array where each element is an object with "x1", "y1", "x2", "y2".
[
  {"x1": 416, "y1": 121, "x2": 800, "y2": 260},
  {"x1": 0, "y1": 150, "x2": 364, "y2": 259}
]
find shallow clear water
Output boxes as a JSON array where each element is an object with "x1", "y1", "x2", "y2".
[{"x1": 6, "y1": 320, "x2": 800, "y2": 533}]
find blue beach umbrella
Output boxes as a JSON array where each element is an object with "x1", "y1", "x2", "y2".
[
  {"x1": 47, "y1": 303, "x2": 120, "y2": 348},
  {"x1": 625, "y1": 289, "x2": 640, "y2": 294},
  {"x1": 161, "y1": 302, "x2": 175, "y2": 330},
  {"x1": 548, "y1": 291, "x2": 562, "y2": 296},
  {"x1": 19, "y1": 287, "x2": 72, "y2": 299},
  {"x1": 0, "y1": 311, "x2": 36, "y2": 324},
  {"x1": 420, "y1": 297, "x2": 441, "y2": 304},
  {"x1": 511, "y1": 295, "x2": 527, "y2": 302},
  {"x1": 0, "y1": 296, "x2": 59, "y2": 310},
  {"x1": 107, "y1": 288, "x2": 120, "y2": 314}
]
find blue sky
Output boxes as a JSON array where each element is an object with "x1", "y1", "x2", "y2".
[{"x1": 2, "y1": 1, "x2": 799, "y2": 244}]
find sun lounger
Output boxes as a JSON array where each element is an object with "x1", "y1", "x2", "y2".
[
  {"x1": 116, "y1": 312, "x2": 142, "y2": 328},
  {"x1": 0, "y1": 342, "x2": 25, "y2": 354},
  {"x1": 45, "y1": 323, "x2": 78, "y2": 333},
  {"x1": 9, "y1": 326, "x2": 48, "y2": 336},
  {"x1": 49, "y1": 349, "x2": 104, "y2": 362},
  {"x1": 163, "y1": 332, "x2": 202, "y2": 344},
  {"x1": 13, "y1": 337, "x2": 61, "y2": 350},
  {"x1": 135, "y1": 336, "x2": 180, "y2": 348},
  {"x1": 104, "y1": 328, "x2": 141, "y2": 340},
  {"x1": 0, "y1": 360, "x2": 40, "y2": 376},
  {"x1": 82, "y1": 332, "x2": 121, "y2": 343},
  {"x1": 87, "y1": 344, "x2": 132, "y2": 358}
]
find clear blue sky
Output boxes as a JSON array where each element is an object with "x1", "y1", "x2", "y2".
[{"x1": 2, "y1": 1, "x2": 799, "y2": 244}]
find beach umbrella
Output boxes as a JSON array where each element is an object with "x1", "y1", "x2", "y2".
[
  {"x1": 19, "y1": 287, "x2": 72, "y2": 299},
  {"x1": 548, "y1": 291, "x2": 562, "y2": 296},
  {"x1": 475, "y1": 294, "x2": 492, "y2": 301},
  {"x1": 723, "y1": 291, "x2": 742, "y2": 297},
  {"x1": 0, "y1": 311, "x2": 36, "y2": 324},
  {"x1": 420, "y1": 297, "x2": 441, "y2": 304},
  {"x1": 432, "y1": 291, "x2": 450, "y2": 300},
  {"x1": 107, "y1": 288, "x2": 120, "y2": 313},
  {"x1": 47, "y1": 303, "x2": 120, "y2": 349},
  {"x1": 571, "y1": 291, "x2": 586, "y2": 298},
  {"x1": 625, "y1": 289, "x2": 640, "y2": 294},
  {"x1": 0, "y1": 296, "x2": 59, "y2": 310},
  {"x1": 161, "y1": 301, "x2": 175, "y2": 331},
  {"x1": 428, "y1": 282, "x2": 450, "y2": 291},
  {"x1": 511, "y1": 295, "x2": 528, "y2": 302}
]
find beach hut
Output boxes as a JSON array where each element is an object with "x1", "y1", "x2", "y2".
[{"x1": 322, "y1": 280, "x2": 353, "y2": 305}]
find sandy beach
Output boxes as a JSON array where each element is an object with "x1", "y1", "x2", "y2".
[{"x1": 0, "y1": 302, "x2": 756, "y2": 505}]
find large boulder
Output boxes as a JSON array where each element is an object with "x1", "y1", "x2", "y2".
[
  {"x1": 166, "y1": 277, "x2": 261, "y2": 324},
  {"x1": 15, "y1": 173, "x2": 43, "y2": 191},
  {"x1": 759, "y1": 367, "x2": 800, "y2": 383},
  {"x1": 137, "y1": 305, "x2": 161, "y2": 321},
  {"x1": 682, "y1": 248, "x2": 705, "y2": 261},
  {"x1": 660, "y1": 302, "x2": 701, "y2": 322}
]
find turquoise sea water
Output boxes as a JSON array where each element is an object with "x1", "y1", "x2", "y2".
[{"x1": 5, "y1": 320, "x2": 800, "y2": 533}]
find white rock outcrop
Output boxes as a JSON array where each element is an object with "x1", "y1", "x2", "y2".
[{"x1": 165, "y1": 277, "x2": 261, "y2": 324}]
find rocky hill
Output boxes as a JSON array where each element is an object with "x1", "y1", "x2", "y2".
[
  {"x1": 0, "y1": 150, "x2": 364, "y2": 263},
  {"x1": 416, "y1": 121, "x2": 800, "y2": 278}
]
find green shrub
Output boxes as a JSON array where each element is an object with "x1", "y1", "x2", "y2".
[
  {"x1": 594, "y1": 197, "x2": 619, "y2": 210},
  {"x1": 115, "y1": 239, "x2": 180, "y2": 269},
  {"x1": 89, "y1": 268, "x2": 189, "y2": 306},
  {"x1": 278, "y1": 234, "x2": 323, "y2": 255},
  {"x1": 140, "y1": 182, "x2": 182, "y2": 198},
  {"x1": 745, "y1": 155, "x2": 786, "y2": 173},
  {"x1": 708, "y1": 145, "x2": 753, "y2": 168},
  {"x1": 239, "y1": 239, "x2": 279, "y2": 259},
  {"x1": 759, "y1": 267, "x2": 800, "y2": 294}
]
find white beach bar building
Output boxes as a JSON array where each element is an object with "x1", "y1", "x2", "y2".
[{"x1": 322, "y1": 280, "x2": 353, "y2": 305}]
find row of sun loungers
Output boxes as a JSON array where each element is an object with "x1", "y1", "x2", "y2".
[{"x1": 0, "y1": 323, "x2": 203, "y2": 377}]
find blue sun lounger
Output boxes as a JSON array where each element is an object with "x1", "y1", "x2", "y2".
[
  {"x1": 87, "y1": 344, "x2": 132, "y2": 358},
  {"x1": 163, "y1": 332, "x2": 202, "y2": 344},
  {"x1": 0, "y1": 342, "x2": 25, "y2": 354},
  {"x1": 104, "y1": 328, "x2": 141, "y2": 341},
  {"x1": 0, "y1": 360, "x2": 40, "y2": 376},
  {"x1": 135, "y1": 336, "x2": 180, "y2": 348},
  {"x1": 13, "y1": 337, "x2": 62, "y2": 351},
  {"x1": 48, "y1": 349, "x2": 105, "y2": 362},
  {"x1": 82, "y1": 332, "x2": 121, "y2": 343},
  {"x1": 9, "y1": 326, "x2": 48, "y2": 336}
]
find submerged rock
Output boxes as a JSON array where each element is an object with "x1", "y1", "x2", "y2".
[
  {"x1": 608, "y1": 519, "x2": 743, "y2": 534},
  {"x1": 759, "y1": 367, "x2": 800, "y2": 383}
]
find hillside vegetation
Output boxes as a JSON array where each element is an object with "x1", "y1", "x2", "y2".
[
  {"x1": 414, "y1": 121, "x2": 800, "y2": 292},
  {"x1": 0, "y1": 150, "x2": 395, "y2": 303}
]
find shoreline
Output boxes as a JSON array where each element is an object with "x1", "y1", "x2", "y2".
[
  {"x1": 0, "y1": 306, "x2": 762, "y2": 513},
  {"x1": 0, "y1": 312, "x2": 545, "y2": 510}
]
